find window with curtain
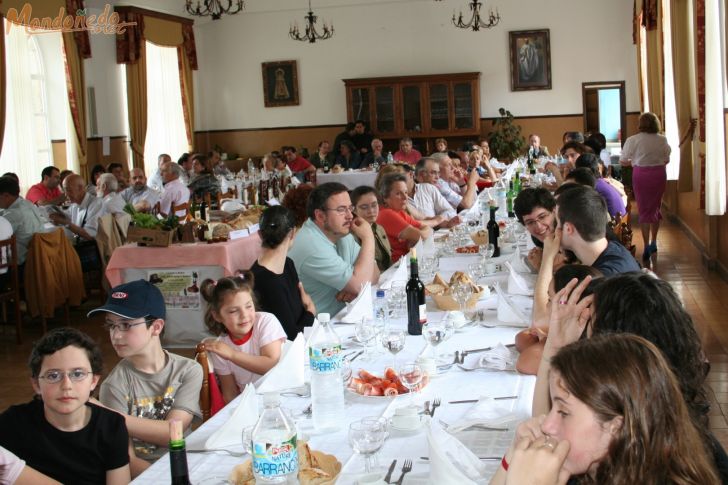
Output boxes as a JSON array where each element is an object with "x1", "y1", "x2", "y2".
[
  {"x1": 143, "y1": 41, "x2": 188, "y2": 180},
  {"x1": 0, "y1": 21, "x2": 53, "y2": 194}
]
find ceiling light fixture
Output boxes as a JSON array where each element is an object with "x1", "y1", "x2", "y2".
[
  {"x1": 185, "y1": 0, "x2": 244, "y2": 20},
  {"x1": 289, "y1": 0, "x2": 334, "y2": 44},
  {"x1": 452, "y1": 0, "x2": 500, "y2": 31}
]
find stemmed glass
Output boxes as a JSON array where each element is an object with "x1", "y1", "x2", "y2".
[
  {"x1": 391, "y1": 280, "x2": 407, "y2": 318},
  {"x1": 349, "y1": 420, "x2": 387, "y2": 473},
  {"x1": 382, "y1": 329, "x2": 406, "y2": 369},
  {"x1": 480, "y1": 243, "x2": 495, "y2": 259},
  {"x1": 422, "y1": 320, "x2": 452, "y2": 364},
  {"x1": 398, "y1": 363, "x2": 424, "y2": 406},
  {"x1": 355, "y1": 318, "x2": 377, "y2": 361},
  {"x1": 452, "y1": 282, "x2": 473, "y2": 314}
]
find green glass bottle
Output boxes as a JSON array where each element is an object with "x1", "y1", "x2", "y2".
[{"x1": 506, "y1": 180, "x2": 515, "y2": 218}]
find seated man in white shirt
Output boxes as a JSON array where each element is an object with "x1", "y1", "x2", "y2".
[
  {"x1": 147, "y1": 153, "x2": 171, "y2": 191},
  {"x1": 0, "y1": 176, "x2": 45, "y2": 272},
  {"x1": 122, "y1": 168, "x2": 161, "y2": 212},
  {"x1": 159, "y1": 162, "x2": 190, "y2": 218},
  {"x1": 430, "y1": 152, "x2": 479, "y2": 211},
  {"x1": 409, "y1": 158, "x2": 459, "y2": 228},
  {"x1": 96, "y1": 174, "x2": 126, "y2": 215}
]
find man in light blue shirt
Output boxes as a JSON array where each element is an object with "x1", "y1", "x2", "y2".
[{"x1": 289, "y1": 182, "x2": 380, "y2": 316}]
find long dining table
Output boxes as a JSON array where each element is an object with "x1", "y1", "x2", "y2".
[{"x1": 132, "y1": 239, "x2": 536, "y2": 484}]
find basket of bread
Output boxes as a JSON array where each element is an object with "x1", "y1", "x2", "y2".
[
  {"x1": 426, "y1": 271, "x2": 485, "y2": 311},
  {"x1": 229, "y1": 441, "x2": 340, "y2": 485}
]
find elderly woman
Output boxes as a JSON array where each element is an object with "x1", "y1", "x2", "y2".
[
  {"x1": 376, "y1": 173, "x2": 432, "y2": 263},
  {"x1": 188, "y1": 153, "x2": 222, "y2": 201},
  {"x1": 620, "y1": 112, "x2": 671, "y2": 260},
  {"x1": 250, "y1": 205, "x2": 315, "y2": 340},
  {"x1": 351, "y1": 185, "x2": 392, "y2": 272}
]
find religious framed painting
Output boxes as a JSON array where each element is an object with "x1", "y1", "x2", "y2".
[
  {"x1": 509, "y1": 29, "x2": 552, "y2": 91},
  {"x1": 262, "y1": 60, "x2": 299, "y2": 107}
]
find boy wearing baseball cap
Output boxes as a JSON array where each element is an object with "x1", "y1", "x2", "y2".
[{"x1": 88, "y1": 280, "x2": 202, "y2": 475}]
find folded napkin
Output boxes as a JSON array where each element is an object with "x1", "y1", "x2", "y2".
[
  {"x1": 494, "y1": 284, "x2": 530, "y2": 326},
  {"x1": 337, "y1": 282, "x2": 374, "y2": 323},
  {"x1": 476, "y1": 343, "x2": 516, "y2": 371},
  {"x1": 220, "y1": 199, "x2": 244, "y2": 212},
  {"x1": 445, "y1": 396, "x2": 524, "y2": 434},
  {"x1": 510, "y1": 247, "x2": 533, "y2": 274},
  {"x1": 255, "y1": 333, "x2": 305, "y2": 394},
  {"x1": 379, "y1": 257, "x2": 408, "y2": 289},
  {"x1": 197, "y1": 384, "x2": 259, "y2": 449},
  {"x1": 505, "y1": 261, "x2": 534, "y2": 296},
  {"x1": 427, "y1": 422, "x2": 487, "y2": 484}
]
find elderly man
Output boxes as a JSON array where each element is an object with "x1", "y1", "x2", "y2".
[
  {"x1": 393, "y1": 137, "x2": 422, "y2": 165},
  {"x1": 0, "y1": 176, "x2": 45, "y2": 268},
  {"x1": 527, "y1": 134, "x2": 550, "y2": 158},
  {"x1": 147, "y1": 153, "x2": 171, "y2": 190},
  {"x1": 430, "y1": 152, "x2": 478, "y2": 210},
  {"x1": 409, "y1": 158, "x2": 458, "y2": 228},
  {"x1": 25, "y1": 166, "x2": 65, "y2": 206},
  {"x1": 289, "y1": 182, "x2": 379, "y2": 316},
  {"x1": 106, "y1": 163, "x2": 128, "y2": 192},
  {"x1": 96, "y1": 173, "x2": 126, "y2": 215},
  {"x1": 159, "y1": 162, "x2": 190, "y2": 218},
  {"x1": 362, "y1": 138, "x2": 386, "y2": 168},
  {"x1": 123, "y1": 168, "x2": 161, "y2": 212}
]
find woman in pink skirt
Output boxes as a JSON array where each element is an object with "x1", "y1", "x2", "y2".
[{"x1": 620, "y1": 112, "x2": 671, "y2": 261}]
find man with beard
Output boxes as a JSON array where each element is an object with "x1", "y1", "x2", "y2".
[
  {"x1": 25, "y1": 166, "x2": 65, "y2": 206},
  {"x1": 122, "y1": 168, "x2": 161, "y2": 212}
]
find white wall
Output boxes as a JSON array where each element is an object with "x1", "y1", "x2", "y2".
[{"x1": 193, "y1": 0, "x2": 639, "y2": 131}]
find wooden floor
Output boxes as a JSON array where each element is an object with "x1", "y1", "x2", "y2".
[{"x1": 1, "y1": 218, "x2": 728, "y2": 451}]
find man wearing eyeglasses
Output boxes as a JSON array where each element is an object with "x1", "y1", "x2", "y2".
[
  {"x1": 289, "y1": 182, "x2": 380, "y2": 316},
  {"x1": 88, "y1": 279, "x2": 203, "y2": 477},
  {"x1": 410, "y1": 158, "x2": 459, "y2": 228}
]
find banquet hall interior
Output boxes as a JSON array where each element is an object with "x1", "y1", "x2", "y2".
[{"x1": 0, "y1": 0, "x2": 727, "y2": 480}]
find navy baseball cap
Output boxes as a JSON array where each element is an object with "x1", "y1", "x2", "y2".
[{"x1": 88, "y1": 279, "x2": 166, "y2": 320}]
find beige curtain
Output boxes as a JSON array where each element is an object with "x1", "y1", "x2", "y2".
[
  {"x1": 126, "y1": 42, "x2": 147, "y2": 171},
  {"x1": 0, "y1": 21, "x2": 5, "y2": 159},
  {"x1": 177, "y1": 45, "x2": 194, "y2": 152},
  {"x1": 61, "y1": 32, "x2": 87, "y2": 176},
  {"x1": 671, "y1": 0, "x2": 696, "y2": 192}
]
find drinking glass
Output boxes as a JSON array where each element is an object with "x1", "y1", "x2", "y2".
[
  {"x1": 422, "y1": 321, "x2": 451, "y2": 363},
  {"x1": 451, "y1": 282, "x2": 473, "y2": 314},
  {"x1": 382, "y1": 329, "x2": 406, "y2": 369},
  {"x1": 398, "y1": 363, "x2": 424, "y2": 405},
  {"x1": 241, "y1": 425, "x2": 254, "y2": 454},
  {"x1": 355, "y1": 318, "x2": 377, "y2": 361},
  {"x1": 391, "y1": 280, "x2": 407, "y2": 317},
  {"x1": 483, "y1": 243, "x2": 495, "y2": 259},
  {"x1": 349, "y1": 420, "x2": 387, "y2": 473},
  {"x1": 468, "y1": 262, "x2": 483, "y2": 281}
]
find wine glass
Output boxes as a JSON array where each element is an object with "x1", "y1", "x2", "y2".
[
  {"x1": 355, "y1": 318, "x2": 377, "y2": 361},
  {"x1": 382, "y1": 329, "x2": 406, "y2": 369},
  {"x1": 398, "y1": 363, "x2": 424, "y2": 405},
  {"x1": 452, "y1": 282, "x2": 473, "y2": 314},
  {"x1": 349, "y1": 420, "x2": 387, "y2": 473},
  {"x1": 484, "y1": 243, "x2": 495, "y2": 259},
  {"x1": 422, "y1": 321, "x2": 452, "y2": 364},
  {"x1": 391, "y1": 280, "x2": 407, "y2": 318}
]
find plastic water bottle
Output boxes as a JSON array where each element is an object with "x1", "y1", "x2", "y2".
[
  {"x1": 308, "y1": 313, "x2": 345, "y2": 431},
  {"x1": 252, "y1": 392, "x2": 298, "y2": 484},
  {"x1": 374, "y1": 290, "x2": 389, "y2": 329},
  {"x1": 387, "y1": 151, "x2": 394, "y2": 164},
  {"x1": 496, "y1": 182, "x2": 508, "y2": 219}
]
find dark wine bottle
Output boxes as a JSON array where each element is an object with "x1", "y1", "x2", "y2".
[
  {"x1": 487, "y1": 205, "x2": 501, "y2": 257},
  {"x1": 169, "y1": 420, "x2": 191, "y2": 485},
  {"x1": 406, "y1": 248, "x2": 426, "y2": 335}
]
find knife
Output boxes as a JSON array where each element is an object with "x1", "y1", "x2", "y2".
[
  {"x1": 461, "y1": 343, "x2": 516, "y2": 356},
  {"x1": 419, "y1": 456, "x2": 501, "y2": 461},
  {"x1": 347, "y1": 350, "x2": 365, "y2": 362},
  {"x1": 384, "y1": 459, "x2": 397, "y2": 483},
  {"x1": 448, "y1": 396, "x2": 518, "y2": 404}
]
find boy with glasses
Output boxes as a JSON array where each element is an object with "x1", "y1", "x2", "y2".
[
  {"x1": 88, "y1": 279, "x2": 203, "y2": 476},
  {"x1": 0, "y1": 327, "x2": 131, "y2": 484}
]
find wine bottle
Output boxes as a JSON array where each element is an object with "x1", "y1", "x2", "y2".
[
  {"x1": 487, "y1": 205, "x2": 501, "y2": 257},
  {"x1": 169, "y1": 420, "x2": 191, "y2": 485},
  {"x1": 406, "y1": 248, "x2": 426, "y2": 336},
  {"x1": 506, "y1": 180, "x2": 515, "y2": 218}
]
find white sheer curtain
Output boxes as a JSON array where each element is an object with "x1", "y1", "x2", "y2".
[
  {"x1": 662, "y1": 0, "x2": 680, "y2": 181},
  {"x1": 143, "y1": 41, "x2": 188, "y2": 180},
  {"x1": 705, "y1": 0, "x2": 726, "y2": 215},
  {"x1": 0, "y1": 21, "x2": 53, "y2": 194}
]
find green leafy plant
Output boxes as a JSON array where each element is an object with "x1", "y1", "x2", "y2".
[
  {"x1": 124, "y1": 203, "x2": 179, "y2": 230},
  {"x1": 488, "y1": 108, "x2": 526, "y2": 162}
]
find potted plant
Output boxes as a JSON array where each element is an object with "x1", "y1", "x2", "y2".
[{"x1": 488, "y1": 108, "x2": 526, "y2": 162}]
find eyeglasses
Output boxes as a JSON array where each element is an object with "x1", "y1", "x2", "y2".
[
  {"x1": 38, "y1": 369, "x2": 92, "y2": 384},
  {"x1": 523, "y1": 212, "x2": 552, "y2": 229},
  {"x1": 356, "y1": 202, "x2": 378, "y2": 212},
  {"x1": 324, "y1": 205, "x2": 355, "y2": 215},
  {"x1": 103, "y1": 319, "x2": 152, "y2": 333}
]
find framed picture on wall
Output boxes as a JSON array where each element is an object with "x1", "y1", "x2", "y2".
[
  {"x1": 262, "y1": 60, "x2": 299, "y2": 107},
  {"x1": 509, "y1": 29, "x2": 552, "y2": 91}
]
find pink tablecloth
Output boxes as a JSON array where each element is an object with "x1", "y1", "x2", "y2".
[{"x1": 106, "y1": 234, "x2": 262, "y2": 287}]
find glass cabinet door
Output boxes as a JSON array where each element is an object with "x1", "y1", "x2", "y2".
[
  {"x1": 402, "y1": 85, "x2": 422, "y2": 132},
  {"x1": 453, "y1": 82, "x2": 474, "y2": 129},
  {"x1": 350, "y1": 88, "x2": 370, "y2": 124},
  {"x1": 429, "y1": 83, "x2": 450, "y2": 131},
  {"x1": 374, "y1": 86, "x2": 395, "y2": 133}
]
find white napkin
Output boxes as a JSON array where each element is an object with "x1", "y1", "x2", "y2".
[
  {"x1": 337, "y1": 282, "x2": 374, "y2": 323},
  {"x1": 200, "y1": 384, "x2": 259, "y2": 449},
  {"x1": 422, "y1": 234, "x2": 436, "y2": 256},
  {"x1": 220, "y1": 199, "x2": 244, "y2": 212},
  {"x1": 476, "y1": 344, "x2": 516, "y2": 371},
  {"x1": 494, "y1": 284, "x2": 530, "y2": 326},
  {"x1": 510, "y1": 247, "x2": 533, "y2": 274},
  {"x1": 255, "y1": 333, "x2": 305, "y2": 394},
  {"x1": 379, "y1": 257, "x2": 408, "y2": 289},
  {"x1": 445, "y1": 396, "x2": 525, "y2": 434},
  {"x1": 505, "y1": 261, "x2": 534, "y2": 296},
  {"x1": 427, "y1": 422, "x2": 487, "y2": 484}
]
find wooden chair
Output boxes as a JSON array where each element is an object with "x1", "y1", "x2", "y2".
[
  {"x1": 0, "y1": 235, "x2": 22, "y2": 343},
  {"x1": 195, "y1": 342, "x2": 225, "y2": 422},
  {"x1": 171, "y1": 201, "x2": 190, "y2": 219},
  {"x1": 216, "y1": 188, "x2": 237, "y2": 206},
  {"x1": 609, "y1": 201, "x2": 636, "y2": 258}
]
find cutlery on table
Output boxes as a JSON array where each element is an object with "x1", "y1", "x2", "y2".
[
  {"x1": 436, "y1": 351, "x2": 461, "y2": 371},
  {"x1": 346, "y1": 350, "x2": 365, "y2": 362},
  {"x1": 187, "y1": 448, "x2": 246, "y2": 457},
  {"x1": 460, "y1": 343, "x2": 516, "y2": 362},
  {"x1": 448, "y1": 396, "x2": 518, "y2": 404},
  {"x1": 419, "y1": 456, "x2": 501, "y2": 461},
  {"x1": 438, "y1": 419, "x2": 509, "y2": 432},
  {"x1": 423, "y1": 400, "x2": 431, "y2": 417},
  {"x1": 383, "y1": 459, "x2": 397, "y2": 483},
  {"x1": 430, "y1": 398, "x2": 441, "y2": 417},
  {"x1": 394, "y1": 459, "x2": 413, "y2": 485},
  {"x1": 302, "y1": 404, "x2": 313, "y2": 416}
]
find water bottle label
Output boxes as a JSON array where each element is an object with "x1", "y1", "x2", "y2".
[
  {"x1": 309, "y1": 345, "x2": 342, "y2": 373},
  {"x1": 252, "y1": 435, "x2": 298, "y2": 478}
]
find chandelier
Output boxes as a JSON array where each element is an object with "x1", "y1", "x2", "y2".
[
  {"x1": 289, "y1": 0, "x2": 334, "y2": 43},
  {"x1": 453, "y1": 0, "x2": 500, "y2": 31},
  {"x1": 185, "y1": 0, "x2": 244, "y2": 20}
]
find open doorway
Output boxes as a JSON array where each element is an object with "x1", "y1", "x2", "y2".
[{"x1": 582, "y1": 81, "x2": 626, "y2": 151}]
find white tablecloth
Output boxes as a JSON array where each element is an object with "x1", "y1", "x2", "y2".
[
  {"x1": 132, "y1": 254, "x2": 535, "y2": 484},
  {"x1": 316, "y1": 171, "x2": 378, "y2": 190}
]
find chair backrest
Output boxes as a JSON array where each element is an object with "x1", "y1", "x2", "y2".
[
  {"x1": 216, "y1": 189, "x2": 236, "y2": 205},
  {"x1": 172, "y1": 201, "x2": 190, "y2": 219},
  {"x1": 195, "y1": 343, "x2": 212, "y2": 422},
  {"x1": 0, "y1": 234, "x2": 17, "y2": 278}
]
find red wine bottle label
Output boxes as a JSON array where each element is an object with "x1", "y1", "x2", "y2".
[{"x1": 419, "y1": 304, "x2": 427, "y2": 324}]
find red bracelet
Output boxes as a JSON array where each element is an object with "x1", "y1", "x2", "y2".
[{"x1": 501, "y1": 455, "x2": 509, "y2": 471}]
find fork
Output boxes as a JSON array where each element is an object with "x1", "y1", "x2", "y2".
[
  {"x1": 430, "y1": 398, "x2": 441, "y2": 417},
  {"x1": 394, "y1": 459, "x2": 413, "y2": 485}
]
